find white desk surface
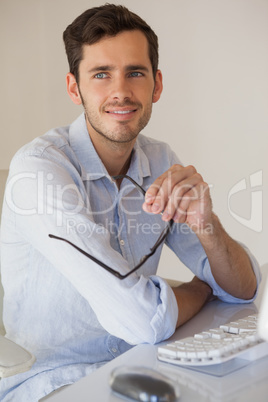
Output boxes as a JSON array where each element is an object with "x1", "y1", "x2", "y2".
[{"x1": 45, "y1": 268, "x2": 268, "y2": 402}]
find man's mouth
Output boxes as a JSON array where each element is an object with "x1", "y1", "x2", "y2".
[
  {"x1": 113, "y1": 110, "x2": 134, "y2": 114},
  {"x1": 106, "y1": 109, "x2": 137, "y2": 114},
  {"x1": 104, "y1": 108, "x2": 138, "y2": 121}
]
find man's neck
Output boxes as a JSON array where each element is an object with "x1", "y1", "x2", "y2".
[
  {"x1": 102, "y1": 145, "x2": 133, "y2": 177},
  {"x1": 86, "y1": 128, "x2": 135, "y2": 178},
  {"x1": 95, "y1": 141, "x2": 134, "y2": 188}
]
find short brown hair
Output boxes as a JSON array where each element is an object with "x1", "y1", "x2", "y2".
[{"x1": 63, "y1": 4, "x2": 159, "y2": 82}]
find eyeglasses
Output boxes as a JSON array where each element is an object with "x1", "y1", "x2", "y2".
[{"x1": 49, "y1": 174, "x2": 174, "y2": 280}]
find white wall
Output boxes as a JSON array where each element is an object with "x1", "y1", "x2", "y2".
[{"x1": 1, "y1": 0, "x2": 267, "y2": 281}]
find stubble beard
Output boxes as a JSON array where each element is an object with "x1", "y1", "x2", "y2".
[{"x1": 80, "y1": 95, "x2": 153, "y2": 145}]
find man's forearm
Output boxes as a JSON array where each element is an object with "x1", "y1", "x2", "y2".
[
  {"x1": 172, "y1": 276, "x2": 213, "y2": 328},
  {"x1": 144, "y1": 164, "x2": 258, "y2": 302},
  {"x1": 197, "y1": 213, "x2": 257, "y2": 300}
]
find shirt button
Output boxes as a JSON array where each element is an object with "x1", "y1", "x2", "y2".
[
  {"x1": 120, "y1": 239, "x2": 125, "y2": 246},
  {"x1": 112, "y1": 348, "x2": 117, "y2": 353}
]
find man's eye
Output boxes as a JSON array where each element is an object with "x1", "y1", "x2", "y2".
[
  {"x1": 129, "y1": 72, "x2": 143, "y2": 77},
  {"x1": 94, "y1": 73, "x2": 108, "y2": 79}
]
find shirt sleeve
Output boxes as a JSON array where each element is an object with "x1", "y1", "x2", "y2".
[
  {"x1": 200, "y1": 242, "x2": 261, "y2": 303},
  {"x1": 4, "y1": 152, "x2": 178, "y2": 345}
]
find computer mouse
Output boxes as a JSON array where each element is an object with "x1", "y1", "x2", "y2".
[{"x1": 109, "y1": 366, "x2": 180, "y2": 401}]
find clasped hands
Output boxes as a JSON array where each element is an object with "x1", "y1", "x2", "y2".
[{"x1": 142, "y1": 164, "x2": 213, "y2": 234}]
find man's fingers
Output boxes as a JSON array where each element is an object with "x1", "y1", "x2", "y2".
[
  {"x1": 144, "y1": 164, "x2": 196, "y2": 209},
  {"x1": 161, "y1": 173, "x2": 203, "y2": 221},
  {"x1": 143, "y1": 164, "x2": 212, "y2": 230},
  {"x1": 144, "y1": 165, "x2": 203, "y2": 217}
]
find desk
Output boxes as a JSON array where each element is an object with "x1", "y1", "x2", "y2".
[{"x1": 45, "y1": 269, "x2": 268, "y2": 402}]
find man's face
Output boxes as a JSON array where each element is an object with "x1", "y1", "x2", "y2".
[{"x1": 68, "y1": 30, "x2": 162, "y2": 146}]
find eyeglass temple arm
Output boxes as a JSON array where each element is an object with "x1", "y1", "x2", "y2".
[
  {"x1": 49, "y1": 218, "x2": 173, "y2": 280},
  {"x1": 48, "y1": 234, "x2": 126, "y2": 279},
  {"x1": 112, "y1": 175, "x2": 146, "y2": 196},
  {"x1": 150, "y1": 219, "x2": 174, "y2": 252},
  {"x1": 49, "y1": 234, "x2": 158, "y2": 280}
]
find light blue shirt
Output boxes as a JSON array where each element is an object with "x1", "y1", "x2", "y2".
[{"x1": 0, "y1": 114, "x2": 261, "y2": 401}]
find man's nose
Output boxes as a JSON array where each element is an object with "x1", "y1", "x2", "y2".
[{"x1": 110, "y1": 76, "x2": 133, "y2": 102}]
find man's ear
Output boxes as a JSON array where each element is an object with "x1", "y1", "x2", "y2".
[
  {"x1": 152, "y1": 69, "x2": 163, "y2": 103},
  {"x1": 66, "y1": 73, "x2": 82, "y2": 105}
]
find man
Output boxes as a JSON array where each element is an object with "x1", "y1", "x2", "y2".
[{"x1": 0, "y1": 4, "x2": 260, "y2": 401}]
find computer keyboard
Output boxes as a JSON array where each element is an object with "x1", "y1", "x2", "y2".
[{"x1": 158, "y1": 313, "x2": 268, "y2": 367}]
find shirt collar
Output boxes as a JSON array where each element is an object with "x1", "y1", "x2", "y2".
[
  {"x1": 69, "y1": 113, "x2": 151, "y2": 183},
  {"x1": 69, "y1": 114, "x2": 108, "y2": 181},
  {"x1": 128, "y1": 139, "x2": 151, "y2": 186}
]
